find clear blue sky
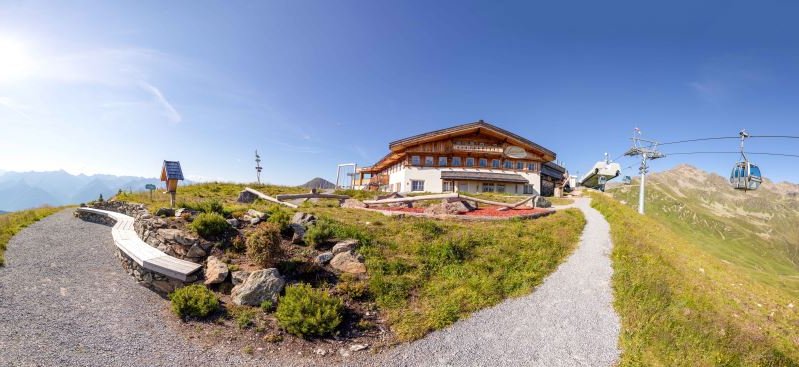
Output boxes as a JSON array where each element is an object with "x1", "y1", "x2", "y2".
[{"x1": 1, "y1": 1, "x2": 798, "y2": 184}]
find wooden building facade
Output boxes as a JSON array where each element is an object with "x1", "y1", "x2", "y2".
[{"x1": 356, "y1": 121, "x2": 558, "y2": 195}]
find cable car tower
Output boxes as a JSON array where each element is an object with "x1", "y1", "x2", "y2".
[
  {"x1": 255, "y1": 150, "x2": 263, "y2": 185},
  {"x1": 624, "y1": 128, "x2": 665, "y2": 214}
]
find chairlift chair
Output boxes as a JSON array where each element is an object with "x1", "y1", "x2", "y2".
[{"x1": 729, "y1": 130, "x2": 762, "y2": 191}]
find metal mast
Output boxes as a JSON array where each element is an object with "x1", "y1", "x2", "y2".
[
  {"x1": 255, "y1": 150, "x2": 263, "y2": 184},
  {"x1": 624, "y1": 128, "x2": 665, "y2": 214}
]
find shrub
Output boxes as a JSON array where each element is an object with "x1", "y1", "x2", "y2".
[
  {"x1": 260, "y1": 300, "x2": 274, "y2": 312},
  {"x1": 247, "y1": 222, "x2": 284, "y2": 267},
  {"x1": 169, "y1": 284, "x2": 219, "y2": 319},
  {"x1": 190, "y1": 212, "x2": 229, "y2": 238},
  {"x1": 305, "y1": 220, "x2": 336, "y2": 247},
  {"x1": 335, "y1": 273, "x2": 369, "y2": 300},
  {"x1": 266, "y1": 206, "x2": 291, "y2": 232},
  {"x1": 233, "y1": 308, "x2": 257, "y2": 329},
  {"x1": 276, "y1": 283, "x2": 343, "y2": 337}
]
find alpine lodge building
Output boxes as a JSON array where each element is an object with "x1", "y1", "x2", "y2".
[{"x1": 355, "y1": 121, "x2": 565, "y2": 196}]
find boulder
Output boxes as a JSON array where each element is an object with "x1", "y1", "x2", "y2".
[
  {"x1": 330, "y1": 251, "x2": 367, "y2": 274},
  {"x1": 231, "y1": 270, "x2": 250, "y2": 286},
  {"x1": 231, "y1": 268, "x2": 286, "y2": 306},
  {"x1": 332, "y1": 239, "x2": 358, "y2": 255},
  {"x1": 315, "y1": 251, "x2": 334, "y2": 264},
  {"x1": 175, "y1": 208, "x2": 196, "y2": 218},
  {"x1": 157, "y1": 229, "x2": 197, "y2": 247},
  {"x1": 290, "y1": 223, "x2": 306, "y2": 244},
  {"x1": 226, "y1": 218, "x2": 239, "y2": 228},
  {"x1": 204, "y1": 256, "x2": 229, "y2": 285},
  {"x1": 186, "y1": 244, "x2": 207, "y2": 258},
  {"x1": 534, "y1": 196, "x2": 552, "y2": 208},
  {"x1": 155, "y1": 207, "x2": 175, "y2": 217},
  {"x1": 250, "y1": 217, "x2": 261, "y2": 225},
  {"x1": 341, "y1": 199, "x2": 367, "y2": 209},
  {"x1": 291, "y1": 212, "x2": 316, "y2": 226},
  {"x1": 237, "y1": 190, "x2": 258, "y2": 203},
  {"x1": 424, "y1": 201, "x2": 471, "y2": 215},
  {"x1": 247, "y1": 209, "x2": 266, "y2": 219}
]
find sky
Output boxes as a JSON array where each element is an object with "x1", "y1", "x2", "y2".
[{"x1": 1, "y1": 1, "x2": 798, "y2": 184}]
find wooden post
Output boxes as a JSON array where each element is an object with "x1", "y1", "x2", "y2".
[{"x1": 170, "y1": 192, "x2": 176, "y2": 208}]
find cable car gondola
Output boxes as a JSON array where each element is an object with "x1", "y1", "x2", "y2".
[{"x1": 729, "y1": 130, "x2": 762, "y2": 191}]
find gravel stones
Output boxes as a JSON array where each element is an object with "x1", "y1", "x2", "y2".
[
  {"x1": 204, "y1": 256, "x2": 229, "y2": 285},
  {"x1": 231, "y1": 268, "x2": 286, "y2": 306}
]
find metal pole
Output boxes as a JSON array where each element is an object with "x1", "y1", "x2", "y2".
[
  {"x1": 638, "y1": 153, "x2": 647, "y2": 215},
  {"x1": 335, "y1": 167, "x2": 341, "y2": 189}
]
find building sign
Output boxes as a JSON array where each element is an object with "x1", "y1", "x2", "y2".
[
  {"x1": 452, "y1": 141, "x2": 503, "y2": 154},
  {"x1": 504, "y1": 145, "x2": 528, "y2": 159}
]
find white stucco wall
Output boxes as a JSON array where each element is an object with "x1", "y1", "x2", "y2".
[{"x1": 393, "y1": 166, "x2": 541, "y2": 194}]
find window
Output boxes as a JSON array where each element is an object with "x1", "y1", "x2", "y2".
[
  {"x1": 497, "y1": 184, "x2": 506, "y2": 193},
  {"x1": 411, "y1": 156, "x2": 420, "y2": 165},
  {"x1": 452, "y1": 157, "x2": 462, "y2": 166},
  {"x1": 523, "y1": 184, "x2": 534, "y2": 194},
  {"x1": 465, "y1": 157, "x2": 475, "y2": 167},
  {"x1": 425, "y1": 156, "x2": 434, "y2": 166},
  {"x1": 411, "y1": 180, "x2": 425, "y2": 192},
  {"x1": 526, "y1": 162, "x2": 536, "y2": 171},
  {"x1": 482, "y1": 183, "x2": 495, "y2": 193},
  {"x1": 439, "y1": 157, "x2": 448, "y2": 167},
  {"x1": 458, "y1": 182, "x2": 469, "y2": 192},
  {"x1": 516, "y1": 161, "x2": 524, "y2": 170},
  {"x1": 503, "y1": 160, "x2": 513, "y2": 169},
  {"x1": 479, "y1": 158, "x2": 488, "y2": 167},
  {"x1": 442, "y1": 181, "x2": 453, "y2": 192},
  {"x1": 492, "y1": 159, "x2": 500, "y2": 168}
]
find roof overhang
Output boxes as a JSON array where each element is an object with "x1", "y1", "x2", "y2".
[{"x1": 440, "y1": 171, "x2": 530, "y2": 183}]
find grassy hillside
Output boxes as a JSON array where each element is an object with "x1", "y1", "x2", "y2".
[
  {"x1": 592, "y1": 193, "x2": 798, "y2": 365},
  {"x1": 115, "y1": 182, "x2": 587, "y2": 341},
  {"x1": 610, "y1": 165, "x2": 799, "y2": 295},
  {"x1": 0, "y1": 207, "x2": 62, "y2": 265}
]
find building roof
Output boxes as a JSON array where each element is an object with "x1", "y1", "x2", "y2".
[
  {"x1": 440, "y1": 171, "x2": 529, "y2": 183},
  {"x1": 161, "y1": 160, "x2": 184, "y2": 181},
  {"x1": 541, "y1": 162, "x2": 566, "y2": 179}
]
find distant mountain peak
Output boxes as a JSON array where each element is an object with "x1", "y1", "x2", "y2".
[{"x1": 300, "y1": 177, "x2": 335, "y2": 190}]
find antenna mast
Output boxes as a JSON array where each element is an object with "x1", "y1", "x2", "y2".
[
  {"x1": 255, "y1": 150, "x2": 263, "y2": 184},
  {"x1": 624, "y1": 128, "x2": 665, "y2": 214}
]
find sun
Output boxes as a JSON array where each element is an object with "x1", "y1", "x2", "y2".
[{"x1": 0, "y1": 36, "x2": 34, "y2": 82}]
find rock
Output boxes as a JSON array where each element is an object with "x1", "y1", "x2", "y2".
[
  {"x1": 332, "y1": 239, "x2": 358, "y2": 255},
  {"x1": 349, "y1": 344, "x2": 369, "y2": 352},
  {"x1": 237, "y1": 190, "x2": 258, "y2": 203},
  {"x1": 157, "y1": 229, "x2": 197, "y2": 247},
  {"x1": 290, "y1": 223, "x2": 305, "y2": 244},
  {"x1": 175, "y1": 208, "x2": 196, "y2": 218},
  {"x1": 330, "y1": 251, "x2": 367, "y2": 274},
  {"x1": 231, "y1": 268, "x2": 286, "y2": 306},
  {"x1": 338, "y1": 348, "x2": 351, "y2": 357},
  {"x1": 341, "y1": 199, "x2": 367, "y2": 209},
  {"x1": 232, "y1": 270, "x2": 250, "y2": 286},
  {"x1": 250, "y1": 217, "x2": 261, "y2": 225},
  {"x1": 204, "y1": 256, "x2": 229, "y2": 285},
  {"x1": 155, "y1": 207, "x2": 175, "y2": 217},
  {"x1": 291, "y1": 212, "x2": 316, "y2": 226},
  {"x1": 314, "y1": 348, "x2": 327, "y2": 356},
  {"x1": 247, "y1": 209, "x2": 266, "y2": 219},
  {"x1": 186, "y1": 244, "x2": 207, "y2": 258},
  {"x1": 534, "y1": 196, "x2": 552, "y2": 208},
  {"x1": 424, "y1": 201, "x2": 471, "y2": 215},
  {"x1": 226, "y1": 218, "x2": 239, "y2": 228},
  {"x1": 315, "y1": 252, "x2": 334, "y2": 264}
]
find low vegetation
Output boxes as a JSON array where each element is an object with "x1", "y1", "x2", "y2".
[
  {"x1": 275, "y1": 283, "x2": 344, "y2": 337},
  {"x1": 590, "y1": 193, "x2": 799, "y2": 365},
  {"x1": 169, "y1": 284, "x2": 220, "y2": 320},
  {"x1": 246, "y1": 222, "x2": 283, "y2": 267},
  {"x1": 190, "y1": 212, "x2": 229, "y2": 238},
  {"x1": 0, "y1": 207, "x2": 62, "y2": 266}
]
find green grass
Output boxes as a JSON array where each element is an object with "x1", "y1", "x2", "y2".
[
  {"x1": 590, "y1": 193, "x2": 799, "y2": 366},
  {"x1": 309, "y1": 205, "x2": 586, "y2": 341},
  {"x1": 0, "y1": 207, "x2": 62, "y2": 266}
]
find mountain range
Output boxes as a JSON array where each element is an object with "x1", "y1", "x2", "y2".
[
  {"x1": 300, "y1": 177, "x2": 335, "y2": 190},
  {"x1": 609, "y1": 164, "x2": 799, "y2": 294},
  {"x1": 0, "y1": 170, "x2": 162, "y2": 212}
]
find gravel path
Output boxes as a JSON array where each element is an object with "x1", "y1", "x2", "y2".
[
  {"x1": 362, "y1": 197, "x2": 621, "y2": 367},
  {"x1": 0, "y1": 210, "x2": 284, "y2": 367}
]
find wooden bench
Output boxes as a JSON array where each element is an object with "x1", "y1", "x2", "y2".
[{"x1": 77, "y1": 207, "x2": 202, "y2": 281}]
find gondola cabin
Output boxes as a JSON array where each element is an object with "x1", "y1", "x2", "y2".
[{"x1": 730, "y1": 161, "x2": 761, "y2": 191}]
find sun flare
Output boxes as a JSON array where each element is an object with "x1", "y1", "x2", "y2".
[{"x1": 0, "y1": 36, "x2": 34, "y2": 81}]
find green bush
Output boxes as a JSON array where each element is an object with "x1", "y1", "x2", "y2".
[
  {"x1": 335, "y1": 273, "x2": 369, "y2": 300},
  {"x1": 190, "y1": 212, "x2": 229, "y2": 238},
  {"x1": 266, "y1": 206, "x2": 292, "y2": 232},
  {"x1": 260, "y1": 300, "x2": 274, "y2": 312},
  {"x1": 276, "y1": 283, "x2": 343, "y2": 337},
  {"x1": 179, "y1": 199, "x2": 227, "y2": 216},
  {"x1": 169, "y1": 284, "x2": 219, "y2": 319},
  {"x1": 305, "y1": 220, "x2": 335, "y2": 247},
  {"x1": 234, "y1": 308, "x2": 257, "y2": 329},
  {"x1": 247, "y1": 222, "x2": 284, "y2": 267}
]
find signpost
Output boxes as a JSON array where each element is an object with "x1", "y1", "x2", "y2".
[{"x1": 145, "y1": 184, "x2": 156, "y2": 201}]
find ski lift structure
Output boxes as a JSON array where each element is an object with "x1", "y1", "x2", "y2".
[{"x1": 729, "y1": 130, "x2": 762, "y2": 191}]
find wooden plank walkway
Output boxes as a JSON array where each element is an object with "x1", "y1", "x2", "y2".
[{"x1": 77, "y1": 207, "x2": 202, "y2": 281}]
